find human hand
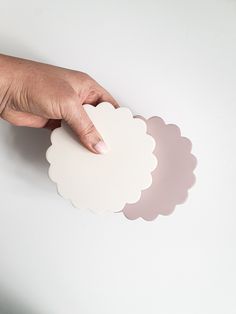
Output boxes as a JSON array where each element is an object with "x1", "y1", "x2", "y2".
[{"x1": 0, "y1": 54, "x2": 118, "y2": 153}]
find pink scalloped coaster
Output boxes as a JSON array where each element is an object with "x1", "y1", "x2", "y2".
[{"x1": 122, "y1": 116, "x2": 197, "y2": 221}]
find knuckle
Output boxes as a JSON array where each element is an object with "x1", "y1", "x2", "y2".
[
  {"x1": 11, "y1": 120, "x2": 24, "y2": 127},
  {"x1": 79, "y1": 122, "x2": 96, "y2": 138},
  {"x1": 79, "y1": 71, "x2": 90, "y2": 81},
  {"x1": 78, "y1": 72, "x2": 95, "y2": 88}
]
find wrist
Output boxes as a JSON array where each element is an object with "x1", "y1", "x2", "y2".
[
  {"x1": 0, "y1": 55, "x2": 13, "y2": 115},
  {"x1": 0, "y1": 54, "x2": 24, "y2": 116}
]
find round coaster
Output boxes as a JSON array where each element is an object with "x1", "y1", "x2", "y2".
[
  {"x1": 123, "y1": 116, "x2": 197, "y2": 221},
  {"x1": 46, "y1": 103, "x2": 157, "y2": 214}
]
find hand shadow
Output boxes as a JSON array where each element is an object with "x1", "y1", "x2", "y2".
[
  {"x1": 4, "y1": 124, "x2": 53, "y2": 192},
  {"x1": 0, "y1": 285, "x2": 40, "y2": 314}
]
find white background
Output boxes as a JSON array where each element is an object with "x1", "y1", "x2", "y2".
[{"x1": 0, "y1": 0, "x2": 236, "y2": 313}]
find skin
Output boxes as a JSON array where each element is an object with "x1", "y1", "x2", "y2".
[{"x1": 0, "y1": 54, "x2": 118, "y2": 153}]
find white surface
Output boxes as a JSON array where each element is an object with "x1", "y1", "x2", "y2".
[
  {"x1": 0, "y1": 1, "x2": 236, "y2": 313},
  {"x1": 47, "y1": 103, "x2": 156, "y2": 213}
]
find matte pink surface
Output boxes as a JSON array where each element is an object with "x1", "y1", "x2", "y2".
[{"x1": 123, "y1": 116, "x2": 197, "y2": 221}]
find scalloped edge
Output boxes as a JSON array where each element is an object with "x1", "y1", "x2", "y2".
[
  {"x1": 123, "y1": 115, "x2": 197, "y2": 221},
  {"x1": 46, "y1": 103, "x2": 157, "y2": 214}
]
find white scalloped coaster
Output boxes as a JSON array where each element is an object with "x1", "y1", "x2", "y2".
[{"x1": 46, "y1": 102, "x2": 157, "y2": 214}]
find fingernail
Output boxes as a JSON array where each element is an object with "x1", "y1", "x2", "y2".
[{"x1": 94, "y1": 140, "x2": 109, "y2": 154}]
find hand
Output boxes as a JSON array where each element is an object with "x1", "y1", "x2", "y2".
[{"x1": 0, "y1": 54, "x2": 118, "y2": 154}]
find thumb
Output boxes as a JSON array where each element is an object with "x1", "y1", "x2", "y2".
[{"x1": 64, "y1": 104, "x2": 108, "y2": 154}]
